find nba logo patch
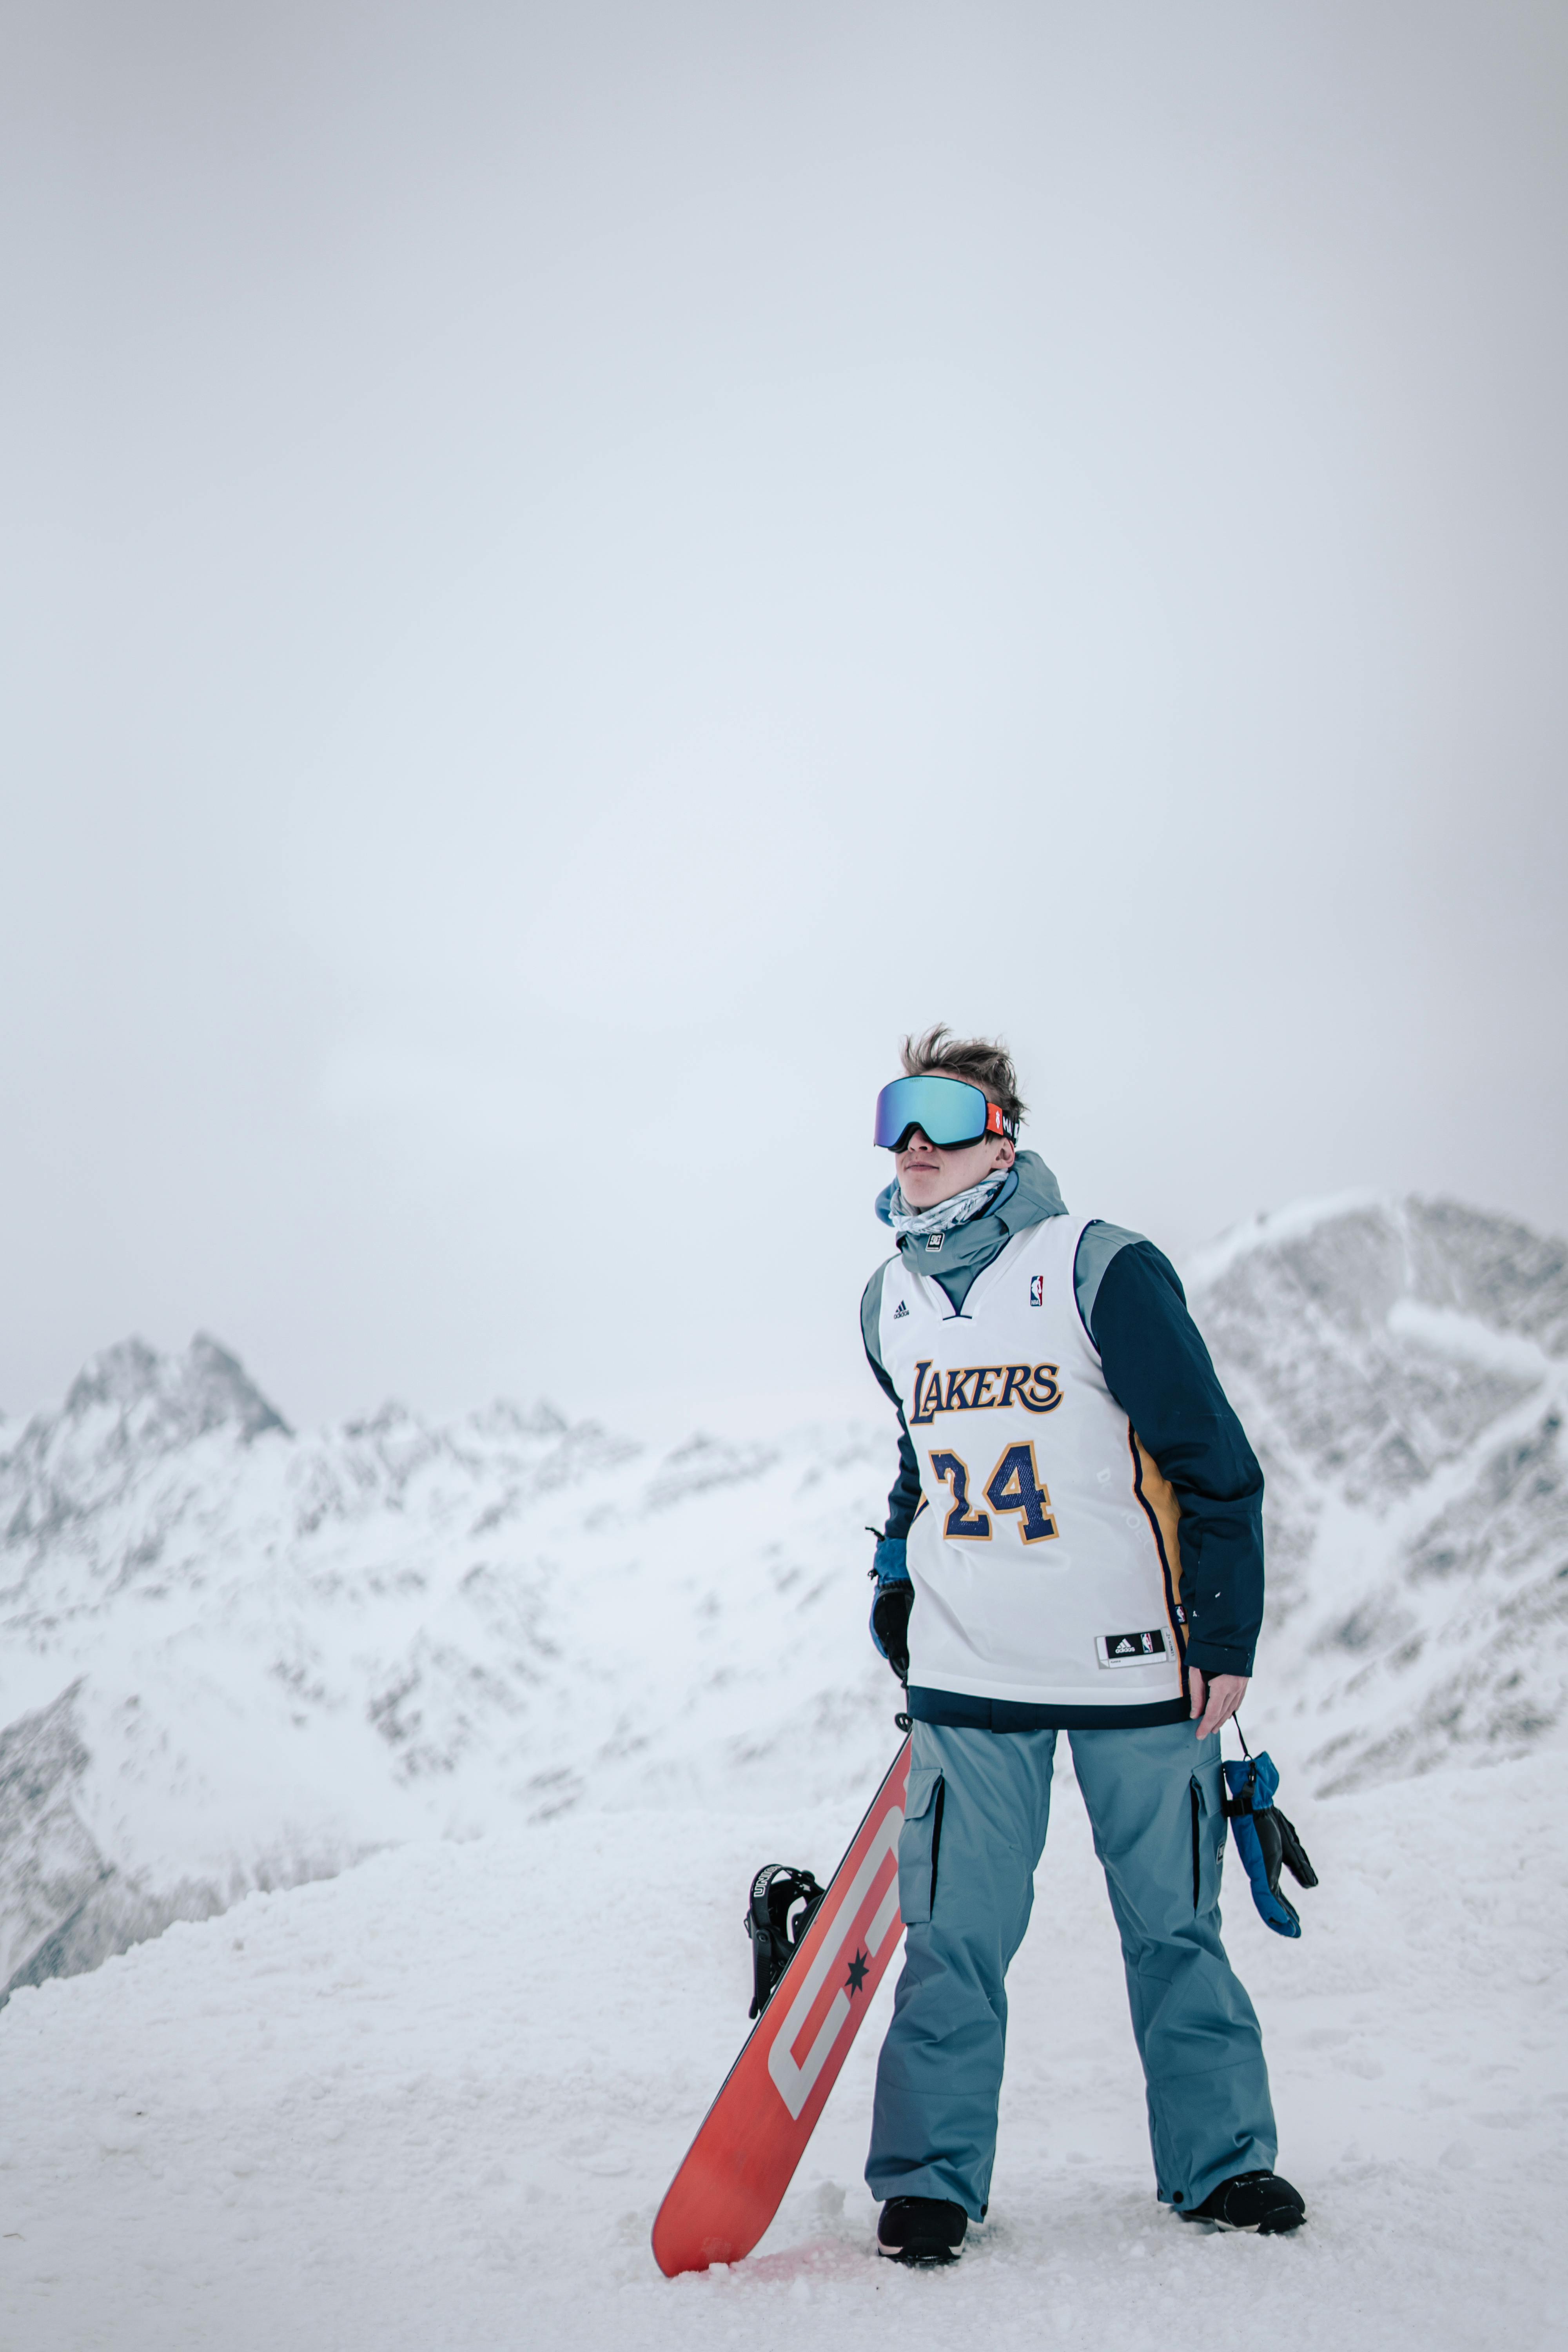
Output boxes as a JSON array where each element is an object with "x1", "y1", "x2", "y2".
[{"x1": 1029, "y1": 1275, "x2": 1045, "y2": 1307}]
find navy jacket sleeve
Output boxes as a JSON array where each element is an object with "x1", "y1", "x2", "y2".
[
  {"x1": 860, "y1": 1267, "x2": 923, "y2": 1540},
  {"x1": 1086, "y1": 1240, "x2": 1265, "y2": 1678},
  {"x1": 877, "y1": 1412, "x2": 922, "y2": 1540}
]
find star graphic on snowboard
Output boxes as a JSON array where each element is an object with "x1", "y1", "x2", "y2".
[{"x1": 845, "y1": 1949, "x2": 870, "y2": 1994}]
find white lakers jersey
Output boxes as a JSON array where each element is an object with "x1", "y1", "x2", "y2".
[{"x1": 875, "y1": 1213, "x2": 1188, "y2": 1716}]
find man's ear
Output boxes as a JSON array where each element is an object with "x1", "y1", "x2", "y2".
[{"x1": 993, "y1": 1138, "x2": 1016, "y2": 1171}]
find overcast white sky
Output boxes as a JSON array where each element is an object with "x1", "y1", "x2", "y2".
[{"x1": 4, "y1": 1, "x2": 1566, "y2": 1435}]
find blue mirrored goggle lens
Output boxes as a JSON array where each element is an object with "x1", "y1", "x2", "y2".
[{"x1": 873, "y1": 1074, "x2": 991, "y2": 1151}]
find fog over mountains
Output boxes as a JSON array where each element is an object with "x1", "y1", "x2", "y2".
[{"x1": 2, "y1": 1194, "x2": 1564, "y2": 2002}]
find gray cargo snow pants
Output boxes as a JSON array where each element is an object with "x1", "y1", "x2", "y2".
[{"x1": 865, "y1": 1719, "x2": 1276, "y2": 2220}]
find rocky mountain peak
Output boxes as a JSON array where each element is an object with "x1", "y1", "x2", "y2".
[
  {"x1": 1, "y1": 1336, "x2": 290, "y2": 1568},
  {"x1": 60, "y1": 1334, "x2": 290, "y2": 1448},
  {"x1": 1192, "y1": 1194, "x2": 1568, "y2": 1355},
  {"x1": 1403, "y1": 1198, "x2": 1568, "y2": 1353},
  {"x1": 1188, "y1": 1192, "x2": 1568, "y2": 1791},
  {"x1": 1190, "y1": 1195, "x2": 1564, "y2": 1502}
]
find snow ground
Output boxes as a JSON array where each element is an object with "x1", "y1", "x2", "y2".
[{"x1": 2, "y1": 1744, "x2": 1562, "y2": 2352}]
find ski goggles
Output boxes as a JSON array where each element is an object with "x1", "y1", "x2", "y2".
[{"x1": 873, "y1": 1073, "x2": 1017, "y2": 1152}]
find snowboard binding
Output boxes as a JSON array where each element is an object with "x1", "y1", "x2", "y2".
[{"x1": 743, "y1": 1864, "x2": 826, "y2": 2017}]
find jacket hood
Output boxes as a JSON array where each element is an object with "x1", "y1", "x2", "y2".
[{"x1": 874, "y1": 1149, "x2": 1067, "y2": 1313}]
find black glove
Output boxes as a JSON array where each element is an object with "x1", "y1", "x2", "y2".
[
  {"x1": 870, "y1": 1579, "x2": 913, "y2": 1682},
  {"x1": 1255, "y1": 1804, "x2": 1318, "y2": 1896}
]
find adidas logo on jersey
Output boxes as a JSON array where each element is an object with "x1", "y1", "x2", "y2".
[
  {"x1": 893, "y1": 1301, "x2": 909, "y2": 1318},
  {"x1": 1095, "y1": 1629, "x2": 1169, "y2": 1667}
]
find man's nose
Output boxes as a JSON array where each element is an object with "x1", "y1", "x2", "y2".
[{"x1": 903, "y1": 1128, "x2": 936, "y2": 1153}]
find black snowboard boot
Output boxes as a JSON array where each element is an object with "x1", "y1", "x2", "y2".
[
  {"x1": 1178, "y1": 2171, "x2": 1307, "y2": 2234},
  {"x1": 877, "y1": 2196, "x2": 968, "y2": 2264}
]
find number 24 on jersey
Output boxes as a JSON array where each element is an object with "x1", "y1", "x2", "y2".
[{"x1": 929, "y1": 1442, "x2": 1058, "y2": 1543}]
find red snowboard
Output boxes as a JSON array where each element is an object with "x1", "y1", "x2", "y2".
[{"x1": 651, "y1": 1737, "x2": 913, "y2": 2277}]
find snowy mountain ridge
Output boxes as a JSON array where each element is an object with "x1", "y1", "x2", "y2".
[
  {"x1": 0, "y1": 1338, "x2": 892, "y2": 2002},
  {"x1": 1192, "y1": 1194, "x2": 1568, "y2": 1791},
  {"x1": 1, "y1": 1190, "x2": 1564, "y2": 2000}
]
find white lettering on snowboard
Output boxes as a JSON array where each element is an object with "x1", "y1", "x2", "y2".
[{"x1": 766, "y1": 1805, "x2": 904, "y2": 2122}]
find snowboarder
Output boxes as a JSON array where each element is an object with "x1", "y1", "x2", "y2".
[{"x1": 860, "y1": 1027, "x2": 1306, "y2": 2262}]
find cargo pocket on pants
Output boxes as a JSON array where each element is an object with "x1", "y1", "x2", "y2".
[
  {"x1": 898, "y1": 1768, "x2": 946, "y2": 1925},
  {"x1": 1189, "y1": 1771, "x2": 1223, "y2": 1914},
  {"x1": 1189, "y1": 1777, "x2": 1202, "y2": 1909}
]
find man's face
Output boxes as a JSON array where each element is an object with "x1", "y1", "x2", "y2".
[{"x1": 895, "y1": 1120, "x2": 1015, "y2": 1210}]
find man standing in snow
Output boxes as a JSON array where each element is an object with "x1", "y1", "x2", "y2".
[{"x1": 860, "y1": 1027, "x2": 1304, "y2": 2261}]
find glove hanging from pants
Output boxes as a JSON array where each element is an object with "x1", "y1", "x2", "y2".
[{"x1": 1221, "y1": 1742, "x2": 1319, "y2": 1937}]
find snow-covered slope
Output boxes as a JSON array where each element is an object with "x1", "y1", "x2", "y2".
[
  {"x1": 1190, "y1": 1196, "x2": 1568, "y2": 1791},
  {"x1": 2, "y1": 1192, "x2": 1565, "y2": 1998},
  {"x1": 1, "y1": 1749, "x2": 1561, "y2": 2351}
]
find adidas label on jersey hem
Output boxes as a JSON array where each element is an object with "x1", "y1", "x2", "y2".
[{"x1": 1096, "y1": 1628, "x2": 1169, "y2": 1666}]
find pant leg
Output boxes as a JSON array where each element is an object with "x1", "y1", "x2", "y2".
[
  {"x1": 865, "y1": 1721, "x2": 1056, "y2": 2221},
  {"x1": 1067, "y1": 1720, "x2": 1277, "y2": 2211}
]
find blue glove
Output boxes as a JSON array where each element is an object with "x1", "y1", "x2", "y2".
[
  {"x1": 1222, "y1": 1750, "x2": 1319, "y2": 1938},
  {"x1": 868, "y1": 1537, "x2": 912, "y2": 1680}
]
